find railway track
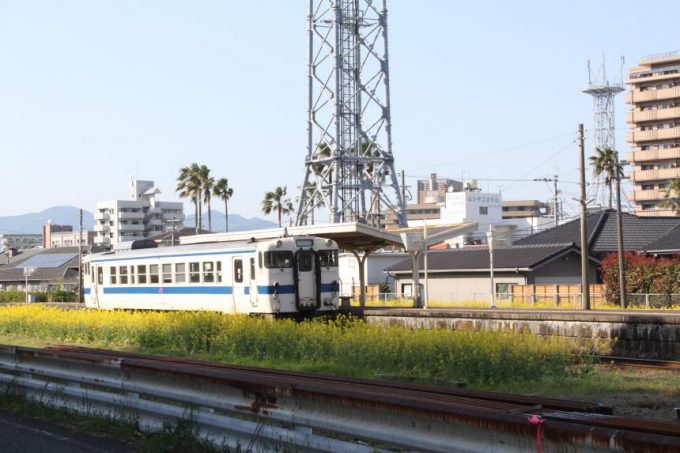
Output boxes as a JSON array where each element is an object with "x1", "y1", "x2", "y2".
[{"x1": 596, "y1": 355, "x2": 680, "y2": 371}]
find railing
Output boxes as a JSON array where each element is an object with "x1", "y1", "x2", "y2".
[
  {"x1": 340, "y1": 292, "x2": 679, "y2": 310},
  {"x1": 1, "y1": 345, "x2": 677, "y2": 451}
]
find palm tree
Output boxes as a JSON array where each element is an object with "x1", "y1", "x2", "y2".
[
  {"x1": 213, "y1": 178, "x2": 234, "y2": 232},
  {"x1": 590, "y1": 146, "x2": 624, "y2": 209},
  {"x1": 199, "y1": 166, "x2": 214, "y2": 232},
  {"x1": 176, "y1": 163, "x2": 202, "y2": 233},
  {"x1": 262, "y1": 186, "x2": 293, "y2": 227},
  {"x1": 305, "y1": 181, "x2": 324, "y2": 225},
  {"x1": 661, "y1": 178, "x2": 680, "y2": 214}
]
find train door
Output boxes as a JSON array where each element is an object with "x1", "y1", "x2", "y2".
[
  {"x1": 232, "y1": 257, "x2": 245, "y2": 309},
  {"x1": 295, "y1": 250, "x2": 319, "y2": 309},
  {"x1": 248, "y1": 257, "x2": 258, "y2": 306},
  {"x1": 92, "y1": 264, "x2": 103, "y2": 309}
]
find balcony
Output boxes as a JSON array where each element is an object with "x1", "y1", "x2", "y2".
[
  {"x1": 627, "y1": 126, "x2": 680, "y2": 143},
  {"x1": 626, "y1": 107, "x2": 680, "y2": 124},
  {"x1": 628, "y1": 189, "x2": 664, "y2": 201},
  {"x1": 631, "y1": 167, "x2": 680, "y2": 182},
  {"x1": 118, "y1": 211, "x2": 145, "y2": 220},
  {"x1": 628, "y1": 147, "x2": 680, "y2": 163},
  {"x1": 637, "y1": 208, "x2": 678, "y2": 217},
  {"x1": 94, "y1": 211, "x2": 110, "y2": 221},
  {"x1": 145, "y1": 218, "x2": 163, "y2": 227},
  {"x1": 118, "y1": 223, "x2": 144, "y2": 231},
  {"x1": 162, "y1": 212, "x2": 185, "y2": 221},
  {"x1": 627, "y1": 86, "x2": 680, "y2": 104}
]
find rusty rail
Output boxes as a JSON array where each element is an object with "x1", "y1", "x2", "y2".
[
  {"x1": 0, "y1": 345, "x2": 678, "y2": 452},
  {"x1": 596, "y1": 355, "x2": 680, "y2": 371}
]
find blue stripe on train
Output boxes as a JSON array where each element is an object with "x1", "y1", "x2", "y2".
[
  {"x1": 94, "y1": 284, "x2": 338, "y2": 296},
  {"x1": 103, "y1": 286, "x2": 233, "y2": 295}
]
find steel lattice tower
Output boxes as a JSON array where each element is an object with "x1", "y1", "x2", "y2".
[
  {"x1": 582, "y1": 57, "x2": 625, "y2": 151},
  {"x1": 295, "y1": 0, "x2": 406, "y2": 227}
]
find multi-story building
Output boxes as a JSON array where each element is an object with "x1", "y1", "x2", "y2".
[
  {"x1": 0, "y1": 234, "x2": 42, "y2": 252},
  {"x1": 43, "y1": 223, "x2": 95, "y2": 248},
  {"x1": 416, "y1": 173, "x2": 463, "y2": 204},
  {"x1": 626, "y1": 51, "x2": 680, "y2": 216},
  {"x1": 501, "y1": 200, "x2": 549, "y2": 219},
  {"x1": 94, "y1": 178, "x2": 185, "y2": 247}
]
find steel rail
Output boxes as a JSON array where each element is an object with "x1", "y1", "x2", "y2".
[
  {"x1": 595, "y1": 355, "x2": 680, "y2": 371},
  {"x1": 0, "y1": 344, "x2": 679, "y2": 452}
]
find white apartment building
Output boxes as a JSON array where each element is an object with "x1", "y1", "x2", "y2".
[{"x1": 94, "y1": 178, "x2": 185, "y2": 247}]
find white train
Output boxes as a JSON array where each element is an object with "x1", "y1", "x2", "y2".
[{"x1": 83, "y1": 236, "x2": 340, "y2": 315}]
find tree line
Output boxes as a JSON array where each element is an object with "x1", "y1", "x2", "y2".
[{"x1": 176, "y1": 163, "x2": 298, "y2": 232}]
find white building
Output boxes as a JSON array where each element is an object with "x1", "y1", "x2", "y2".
[{"x1": 94, "y1": 178, "x2": 185, "y2": 247}]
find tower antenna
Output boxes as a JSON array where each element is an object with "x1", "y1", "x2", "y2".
[{"x1": 296, "y1": 0, "x2": 406, "y2": 227}]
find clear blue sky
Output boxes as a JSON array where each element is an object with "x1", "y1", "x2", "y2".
[{"x1": 1, "y1": 1, "x2": 678, "y2": 220}]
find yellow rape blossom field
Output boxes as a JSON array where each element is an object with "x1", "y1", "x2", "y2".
[{"x1": 0, "y1": 305, "x2": 576, "y2": 385}]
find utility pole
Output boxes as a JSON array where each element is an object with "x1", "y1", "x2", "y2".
[
  {"x1": 578, "y1": 124, "x2": 590, "y2": 310},
  {"x1": 553, "y1": 175, "x2": 559, "y2": 228},
  {"x1": 615, "y1": 155, "x2": 627, "y2": 308},
  {"x1": 533, "y1": 175, "x2": 560, "y2": 227},
  {"x1": 78, "y1": 208, "x2": 83, "y2": 304}
]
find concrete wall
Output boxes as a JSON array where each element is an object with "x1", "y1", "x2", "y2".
[
  {"x1": 394, "y1": 272, "x2": 527, "y2": 302},
  {"x1": 353, "y1": 309, "x2": 680, "y2": 360}
]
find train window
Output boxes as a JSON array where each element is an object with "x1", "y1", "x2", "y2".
[
  {"x1": 110, "y1": 267, "x2": 117, "y2": 285},
  {"x1": 216, "y1": 262, "x2": 222, "y2": 283},
  {"x1": 258, "y1": 252, "x2": 262, "y2": 269},
  {"x1": 150, "y1": 264, "x2": 159, "y2": 284},
  {"x1": 298, "y1": 253, "x2": 313, "y2": 272},
  {"x1": 175, "y1": 263, "x2": 186, "y2": 283},
  {"x1": 250, "y1": 258, "x2": 255, "y2": 280},
  {"x1": 203, "y1": 262, "x2": 215, "y2": 283},
  {"x1": 234, "y1": 259, "x2": 243, "y2": 283},
  {"x1": 162, "y1": 264, "x2": 172, "y2": 284},
  {"x1": 318, "y1": 250, "x2": 338, "y2": 267},
  {"x1": 130, "y1": 266, "x2": 135, "y2": 284},
  {"x1": 97, "y1": 267, "x2": 103, "y2": 285},
  {"x1": 263, "y1": 251, "x2": 293, "y2": 269},
  {"x1": 189, "y1": 262, "x2": 200, "y2": 283},
  {"x1": 138, "y1": 265, "x2": 147, "y2": 284},
  {"x1": 119, "y1": 266, "x2": 128, "y2": 284}
]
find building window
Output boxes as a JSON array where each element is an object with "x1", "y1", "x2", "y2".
[
  {"x1": 642, "y1": 183, "x2": 654, "y2": 191},
  {"x1": 479, "y1": 206, "x2": 488, "y2": 215}
]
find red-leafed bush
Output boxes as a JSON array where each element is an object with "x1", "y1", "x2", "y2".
[{"x1": 600, "y1": 252, "x2": 680, "y2": 305}]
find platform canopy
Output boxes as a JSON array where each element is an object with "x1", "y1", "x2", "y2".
[{"x1": 180, "y1": 222, "x2": 477, "y2": 252}]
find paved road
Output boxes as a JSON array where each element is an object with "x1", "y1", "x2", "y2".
[{"x1": 0, "y1": 409, "x2": 131, "y2": 453}]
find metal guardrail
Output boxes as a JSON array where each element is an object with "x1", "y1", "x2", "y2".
[{"x1": 0, "y1": 345, "x2": 679, "y2": 452}]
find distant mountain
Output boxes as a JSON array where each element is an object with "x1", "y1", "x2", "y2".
[
  {"x1": 0, "y1": 206, "x2": 276, "y2": 235},
  {"x1": 185, "y1": 211, "x2": 277, "y2": 233},
  {"x1": 0, "y1": 206, "x2": 95, "y2": 234}
]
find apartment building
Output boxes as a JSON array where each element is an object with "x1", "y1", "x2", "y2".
[
  {"x1": 416, "y1": 173, "x2": 463, "y2": 204},
  {"x1": 626, "y1": 51, "x2": 680, "y2": 216},
  {"x1": 0, "y1": 234, "x2": 42, "y2": 252},
  {"x1": 94, "y1": 178, "x2": 185, "y2": 247},
  {"x1": 43, "y1": 223, "x2": 95, "y2": 248}
]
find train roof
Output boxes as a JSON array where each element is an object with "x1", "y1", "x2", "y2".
[
  {"x1": 86, "y1": 240, "x2": 260, "y2": 263},
  {"x1": 85, "y1": 236, "x2": 333, "y2": 263}
]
